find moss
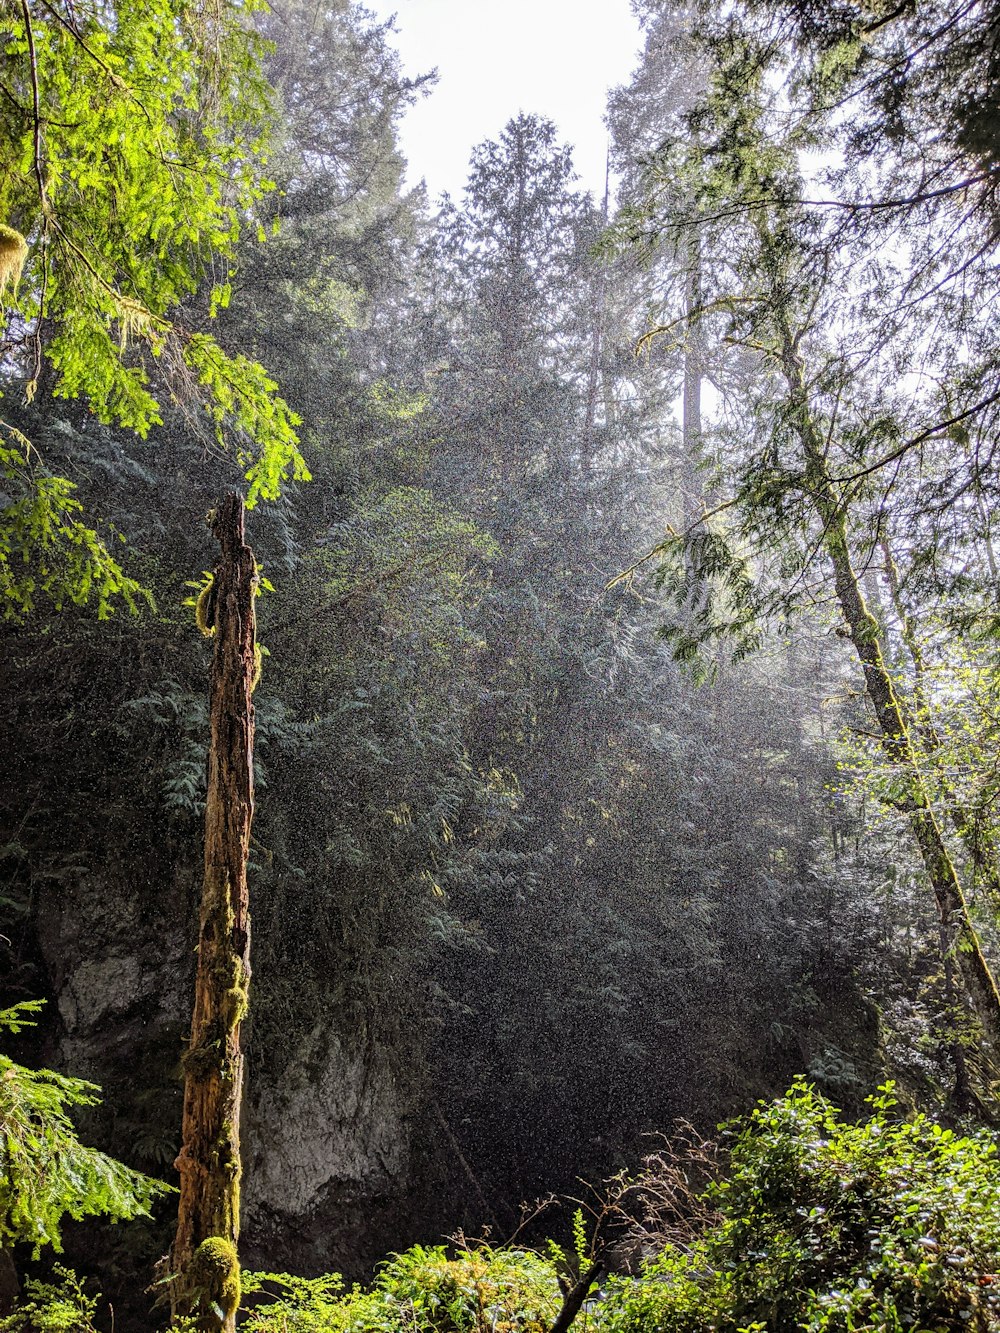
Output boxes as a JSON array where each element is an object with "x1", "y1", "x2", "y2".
[
  {"x1": 224, "y1": 986, "x2": 249, "y2": 1026},
  {"x1": 195, "y1": 577, "x2": 217, "y2": 637},
  {"x1": 190, "y1": 1235, "x2": 240, "y2": 1324},
  {"x1": 0, "y1": 225, "x2": 27, "y2": 295},
  {"x1": 212, "y1": 956, "x2": 248, "y2": 993}
]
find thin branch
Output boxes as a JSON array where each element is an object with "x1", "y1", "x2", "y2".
[
  {"x1": 832, "y1": 389, "x2": 1000, "y2": 486},
  {"x1": 668, "y1": 169, "x2": 1000, "y2": 234},
  {"x1": 605, "y1": 497, "x2": 742, "y2": 591},
  {"x1": 19, "y1": 0, "x2": 47, "y2": 211},
  {"x1": 36, "y1": 0, "x2": 154, "y2": 128}
]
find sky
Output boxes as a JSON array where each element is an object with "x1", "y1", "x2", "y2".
[{"x1": 364, "y1": 0, "x2": 644, "y2": 201}]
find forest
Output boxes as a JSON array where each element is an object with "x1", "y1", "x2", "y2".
[{"x1": 2, "y1": 0, "x2": 1000, "y2": 1329}]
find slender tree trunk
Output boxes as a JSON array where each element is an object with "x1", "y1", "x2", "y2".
[
  {"x1": 774, "y1": 321, "x2": 1000, "y2": 1054},
  {"x1": 583, "y1": 155, "x2": 611, "y2": 481},
  {"x1": 549, "y1": 1261, "x2": 606, "y2": 1333},
  {"x1": 171, "y1": 494, "x2": 256, "y2": 1332},
  {"x1": 876, "y1": 532, "x2": 988, "y2": 1094},
  {"x1": 680, "y1": 234, "x2": 703, "y2": 536}
]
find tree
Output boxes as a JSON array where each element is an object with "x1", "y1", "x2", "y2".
[
  {"x1": 383, "y1": 113, "x2": 872, "y2": 1219},
  {"x1": 168, "y1": 496, "x2": 257, "y2": 1332},
  {"x1": 607, "y1": 2, "x2": 712, "y2": 539},
  {"x1": 616, "y1": 2, "x2": 1000, "y2": 1077},
  {"x1": 0, "y1": 0, "x2": 308, "y2": 619}
]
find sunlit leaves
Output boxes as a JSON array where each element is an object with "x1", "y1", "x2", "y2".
[
  {"x1": 602, "y1": 1080, "x2": 1000, "y2": 1333},
  {"x1": 0, "y1": 0, "x2": 310, "y2": 620},
  {"x1": 0, "y1": 1002, "x2": 171, "y2": 1256},
  {"x1": 0, "y1": 423, "x2": 151, "y2": 619},
  {"x1": 241, "y1": 1246, "x2": 561, "y2": 1333},
  {"x1": 184, "y1": 334, "x2": 308, "y2": 504}
]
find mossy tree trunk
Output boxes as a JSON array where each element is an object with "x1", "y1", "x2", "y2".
[
  {"x1": 171, "y1": 493, "x2": 256, "y2": 1332},
  {"x1": 772, "y1": 312, "x2": 1000, "y2": 1057}
]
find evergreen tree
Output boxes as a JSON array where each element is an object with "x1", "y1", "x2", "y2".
[{"x1": 616, "y1": 0, "x2": 1000, "y2": 1095}]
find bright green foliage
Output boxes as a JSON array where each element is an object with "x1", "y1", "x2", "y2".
[
  {"x1": 370, "y1": 1246, "x2": 560, "y2": 1333},
  {"x1": 0, "y1": 424, "x2": 150, "y2": 618},
  {"x1": 601, "y1": 1080, "x2": 1000, "y2": 1333},
  {"x1": 0, "y1": 1002, "x2": 171, "y2": 1255},
  {"x1": 0, "y1": 1267, "x2": 100, "y2": 1333},
  {"x1": 240, "y1": 1272, "x2": 348, "y2": 1333},
  {"x1": 0, "y1": 0, "x2": 309, "y2": 618},
  {"x1": 242, "y1": 1246, "x2": 561, "y2": 1333}
]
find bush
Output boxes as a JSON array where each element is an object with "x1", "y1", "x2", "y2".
[
  {"x1": 241, "y1": 1244, "x2": 561, "y2": 1333},
  {"x1": 601, "y1": 1079, "x2": 1000, "y2": 1333},
  {"x1": 15, "y1": 1084, "x2": 991, "y2": 1333},
  {"x1": 0, "y1": 1268, "x2": 99, "y2": 1333}
]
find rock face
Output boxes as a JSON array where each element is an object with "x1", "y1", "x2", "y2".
[
  {"x1": 243, "y1": 1024, "x2": 414, "y2": 1273},
  {"x1": 35, "y1": 866, "x2": 193, "y2": 1076},
  {"x1": 31, "y1": 865, "x2": 418, "y2": 1278}
]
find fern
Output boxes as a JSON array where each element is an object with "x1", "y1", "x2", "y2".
[{"x1": 0, "y1": 1003, "x2": 172, "y2": 1256}]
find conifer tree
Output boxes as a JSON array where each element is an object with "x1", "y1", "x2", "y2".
[{"x1": 617, "y1": 2, "x2": 1000, "y2": 1072}]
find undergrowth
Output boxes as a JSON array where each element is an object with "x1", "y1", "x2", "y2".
[{"x1": 6, "y1": 1081, "x2": 1000, "y2": 1333}]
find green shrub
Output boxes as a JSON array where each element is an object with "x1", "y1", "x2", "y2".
[
  {"x1": 241, "y1": 1272, "x2": 354, "y2": 1333},
  {"x1": 373, "y1": 1245, "x2": 561, "y2": 1333},
  {"x1": 601, "y1": 1079, "x2": 1000, "y2": 1333},
  {"x1": 0, "y1": 1268, "x2": 99, "y2": 1333},
  {"x1": 241, "y1": 1244, "x2": 561, "y2": 1333}
]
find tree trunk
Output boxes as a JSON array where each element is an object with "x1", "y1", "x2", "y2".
[
  {"x1": 880, "y1": 531, "x2": 1000, "y2": 902},
  {"x1": 171, "y1": 493, "x2": 256, "y2": 1332},
  {"x1": 680, "y1": 236, "x2": 703, "y2": 536},
  {"x1": 775, "y1": 321, "x2": 1000, "y2": 1056}
]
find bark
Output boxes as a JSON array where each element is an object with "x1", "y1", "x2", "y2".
[
  {"x1": 171, "y1": 493, "x2": 256, "y2": 1332},
  {"x1": 775, "y1": 319, "x2": 1000, "y2": 1055},
  {"x1": 549, "y1": 1261, "x2": 606, "y2": 1333},
  {"x1": 680, "y1": 237, "x2": 703, "y2": 536}
]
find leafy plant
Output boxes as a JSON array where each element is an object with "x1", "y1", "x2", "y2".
[
  {"x1": 241, "y1": 1245, "x2": 561, "y2": 1333},
  {"x1": 0, "y1": 427, "x2": 149, "y2": 620},
  {"x1": 0, "y1": 1267, "x2": 100, "y2": 1333},
  {"x1": 0, "y1": 1001, "x2": 172, "y2": 1256},
  {"x1": 1, "y1": 0, "x2": 309, "y2": 620},
  {"x1": 601, "y1": 1080, "x2": 1000, "y2": 1333}
]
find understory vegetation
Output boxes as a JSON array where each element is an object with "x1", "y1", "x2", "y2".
[{"x1": 9, "y1": 1083, "x2": 1000, "y2": 1333}]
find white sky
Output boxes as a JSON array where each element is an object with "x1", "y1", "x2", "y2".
[{"x1": 364, "y1": 1, "x2": 644, "y2": 201}]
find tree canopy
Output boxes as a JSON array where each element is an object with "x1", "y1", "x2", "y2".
[{"x1": 0, "y1": 0, "x2": 308, "y2": 619}]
